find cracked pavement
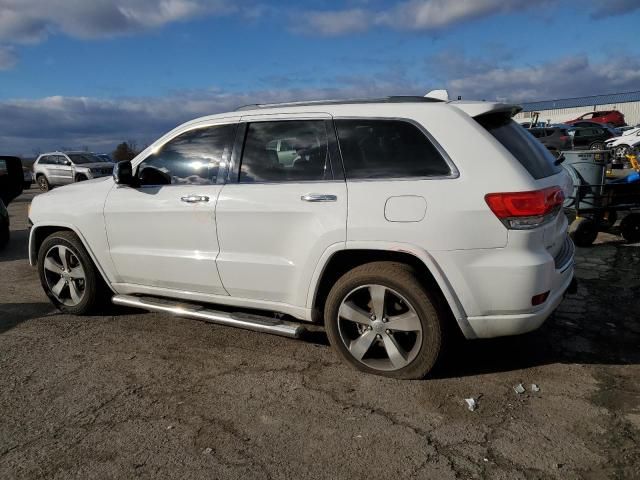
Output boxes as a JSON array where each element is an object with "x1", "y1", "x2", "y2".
[{"x1": 1, "y1": 191, "x2": 639, "y2": 479}]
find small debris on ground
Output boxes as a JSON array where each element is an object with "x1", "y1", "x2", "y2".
[
  {"x1": 203, "y1": 447, "x2": 213, "y2": 455},
  {"x1": 465, "y1": 398, "x2": 477, "y2": 411},
  {"x1": 531, "y1": 384, "x2": 540, "y2": 392},
  {"x1": 166, "y1": 425, "x2": 174, "y2": 430},
  {"x1": 514, "y1": 384, "x2": 525, "y2": 394}
]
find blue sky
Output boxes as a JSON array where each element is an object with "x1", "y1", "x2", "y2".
[{"x1": 0, "y1": 0, "x2": 639, "y2": 155}]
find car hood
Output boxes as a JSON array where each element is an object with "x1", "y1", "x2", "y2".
[{"x1": 74, "y1": 162, "x2": 114, "y2": 170}]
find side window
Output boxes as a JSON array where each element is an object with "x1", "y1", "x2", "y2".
[
  {"x1": 239, "y1": 120, "x2": 332, "y2": 183},
  {"x1": 138, "y1": 124, "x2": 236, "y2": 186},
  {"x1": 57, "y1": 156, "x2": 69, "y2": 165},
  {"x1": 335, "y1": 119, "x2": 451, "y2": 179}
]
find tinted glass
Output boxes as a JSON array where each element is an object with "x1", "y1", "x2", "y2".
[
  {"x1": 529, "y1": 129, "x2": 544, "y2": 138},
  {"x1": 138, "y1": 124, "x2": 236, "y2": 186},
  {"x1": 335, "y1": 119, "x2": 450, "y2": 179},
  {"x1": 0, "y1": 159, "x2": 6, "y2": 175},
  {"x1": 68, "y1": 154, "x2": 100, "y2": 164},
  {"x1": 477, "y1": 114, "x2": 561, "y2": 179},
  {"x1": 239, "y1": 120, "x2": 331, "y2": 183}
]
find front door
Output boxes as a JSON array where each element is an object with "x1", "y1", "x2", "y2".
[
  {"x1": 215, "y1": 115, "x2": 347, "y2": 307},
  {"x1": 104, "y1": 121, "x2": 238, "y2": 295},
  {"x1": 53, "y1": 155, "x2": 74, "y2": 185}
]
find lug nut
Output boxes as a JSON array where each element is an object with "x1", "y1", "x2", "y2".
[
  {"x1": 376, "y1": 334, "x2": 382, "y2": 339},
  {"x1": 382, "y1": 317, "x2": 388, "y2": 323},
  {"x1": 385, "y1": 329, "x2": 391, "y2": 334},
  {"x1": 370, "y1": 315, "x2": 376, "y2": 321}
]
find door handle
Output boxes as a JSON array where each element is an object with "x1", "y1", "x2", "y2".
[
  {"x1": 301, "y1": 193, "x2": 337, "y2": 202},
  {"x1": 181, "y1": 195, "x2": 210, "y2": 203}
]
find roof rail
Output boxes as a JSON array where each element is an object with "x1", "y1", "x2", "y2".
[{"x1": 235, "y1": 95, "x2": 444, "y2": 111}]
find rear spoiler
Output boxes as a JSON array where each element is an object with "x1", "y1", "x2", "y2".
[{"x1": 449, "y1": 101, "x2": 522, "y2": 119}]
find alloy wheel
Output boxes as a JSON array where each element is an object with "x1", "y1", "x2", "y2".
[
  {"x1": 43, "y1": 245, "x2": 86, "y2": 306},
  {"x1": 337, "y1": 284, "x2": 423, "y2": 371}
]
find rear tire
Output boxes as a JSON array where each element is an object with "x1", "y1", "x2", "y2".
[
  {"x1": 569, "y1": 217, "x2": 598, "y2": 247},
  {"x1": 37, "y1": 175, "x2": 50, "y2": 192},
  {"x1": 324, "y1": 262, "x2": 443, "y2": 380},
  {"x1": 620, "y1": 214, "x2": 640, "y2": 243},
  {"x1": 590, "y1": 142, "x2": 604, "y2": 150},
  {"x1": 75, "y1": 174, "x2": 88, "y2": 182},
  {"x1": 37, "y1": 231, "x2": 105, "y2": 314}
]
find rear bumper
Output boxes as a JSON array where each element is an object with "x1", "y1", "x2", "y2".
[{"x1": 465, "y1": 262, "x2": 574, "y2": 338}]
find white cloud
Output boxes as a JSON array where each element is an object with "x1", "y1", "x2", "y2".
[
  {"x1": 442, "y1": 54, "x2": 640, "y2": 102},
  {"x1": 297, "y1": 0, "x2": 552, "y2": 36},
  {"x1": 0, "y1": 78, "x2": 426, "y2": 155},
  {"x1": 0, "y1": 0, "x2": 234, "y2": 42}
]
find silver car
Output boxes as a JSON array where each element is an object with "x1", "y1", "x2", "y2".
[{"x1": 33, "y1": 151, "x2": 114, "y2": 191}]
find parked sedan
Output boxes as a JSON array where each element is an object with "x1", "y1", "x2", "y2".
[
  {"x1": 568, "y1": 126, "x2": 614, "y2": 150},
  {"x1": 529, "y1": 127, "x2": 573, "y2": 156}
]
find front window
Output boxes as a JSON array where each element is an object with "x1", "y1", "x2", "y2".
[
  {"x1": 138, "y1": 124, "x2": 237, "y2": 186},
  {"x1": 68, "y1": 153, "x2": 101, "y2": 165}
]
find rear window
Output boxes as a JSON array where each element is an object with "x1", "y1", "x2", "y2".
[
  {"x1": 477, "y1": 114, "x2": 561, "y2": 179},
  {"x1": 335, "y1": 119, "x2": 451, "y2": 179}
]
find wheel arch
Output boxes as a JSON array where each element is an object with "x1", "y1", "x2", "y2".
[
  {"x1": 29, "y1": 223, "x2": 114, "y2": 293},
  {"x1": 308, "y1": 244, "x2": 474, "y2": 338}
]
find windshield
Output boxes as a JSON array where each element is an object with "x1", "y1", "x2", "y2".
[
  {"x1": 68, "y1": 154, "x2": 101, "y2": 165},
  {"x1": 477, "y1": 113, "x2": 562, "y2": 179}
]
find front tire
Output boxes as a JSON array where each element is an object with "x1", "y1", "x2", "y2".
[
  {"x1": 324, "y1": 262, "x2": 443, "y2": 379},
  {"x1": 37, "y1": 231, "x2": 103, "y2": 314},
  {"x1": 37, "y1": 175, "x2": 50, "y2": 192}
]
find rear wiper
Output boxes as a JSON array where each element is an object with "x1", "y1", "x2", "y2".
[{"x1": 554, "y1": 153, "x2": 566, "y2": 166}]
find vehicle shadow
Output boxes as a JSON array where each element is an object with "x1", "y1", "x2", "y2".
[
  {"x1": 0, "y1": 228, "x2": 29, "y2": 262},
  {"x1": 0, "y1": 302, "x2": 54, "y2": 334}
]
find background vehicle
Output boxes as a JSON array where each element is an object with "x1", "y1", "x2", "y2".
[
  {"x1": 0, "y1": 156, "x2": 24, "y2": 250},
  {"x1": 33, "y1": 151, "x2": 114, "y2": 191},
  {"x1": 605, "y1": 128, "x2": 640, "y2": 163},
  {"x1": 96, "y1": 154, "x2": 114, "y2": 163},
  {"x1": 28, "y1": 97, "x2": 575, "y2": 379},
  {"x1": 23, "y1": 167, "x2": 33, "y2": 189},
  {"x1": 566, "y1": 110, "x2": 626, "y2": 127},
  {"x1": 568, "y1": 121, "x2": 621, "y2": 136},
  {"x1": 568, "y1": 126, "x2": 614, "y2": 150},
  {"x1": 529, "y1": 127, "x2": 573, "y2": 156}
]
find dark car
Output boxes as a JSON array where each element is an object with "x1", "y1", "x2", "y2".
[
  {"x1": 529, "y1": 127, "x2": 573, "y2": 156},
  {"x1": 568, "y1": 126, "x2": 615, "y2": 150},
  {"x1": 567, "y1": 120, "x2": 621, "y2": 136},
  {"x1": 0, "y1": 156, "x2": 24, "y2": 250},
  {"x1": 566, "y1": 110, "x2": 626, "y2": 127}
]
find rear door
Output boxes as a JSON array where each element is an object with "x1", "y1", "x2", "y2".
[{"x1": 215, "y1": 114, "x2": 347, "y2": 307}]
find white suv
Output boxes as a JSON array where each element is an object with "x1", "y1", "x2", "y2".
[
  {"x1": 28, "y1": 96, "x2": 575, "y2": 379},
  {"x1": 33, "y1": 151, "x2": 114, "y2": 191}
]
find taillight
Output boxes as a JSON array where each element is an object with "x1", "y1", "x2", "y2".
[
  {"x1": 559, "y1": 136, "x2": 568, "y2": 142},
  {"x1": 485, "y1": 186, "x2": 564, "y2": 229}
]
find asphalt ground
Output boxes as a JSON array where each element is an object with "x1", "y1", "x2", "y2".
[{"x1": 1, "y1": 189, "x2": 639, "y2": 479}]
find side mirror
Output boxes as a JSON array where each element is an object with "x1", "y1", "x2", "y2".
[{"x1": 113, "y1": 160, "x2": 137, "y2": 187}]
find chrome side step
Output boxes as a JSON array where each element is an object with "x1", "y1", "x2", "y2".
[{"x1": 112, "y1": 294, "x2": 306, "y2": 339}]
